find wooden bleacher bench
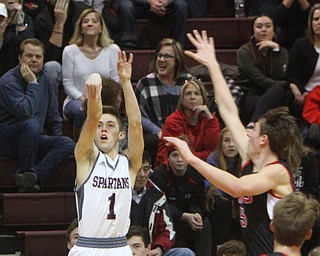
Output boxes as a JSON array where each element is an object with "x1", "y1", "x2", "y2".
[
  {"x1": 17, "y1": 230, "x2": 68, "y2": 256},
  {"x1": 0, "y1": 192, "x2": 75, "y2": 226},
  {"x1": 133, "y1": 17, "x2": 252, "y2": 50},
  {"x1": 0, "y1": 155, "x2": 75, "y2": 193}
]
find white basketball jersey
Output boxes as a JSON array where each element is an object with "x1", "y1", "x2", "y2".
[{"x1": 75, "y1": 152, "x2": 132, "y2": 238}]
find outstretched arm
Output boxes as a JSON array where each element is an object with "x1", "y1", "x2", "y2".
[
  {"x1": 119, "y1": 51, "x2": 144, "y2": 183},
  {"x1": 74, "y1": 73, "x2": 101, "y2": 185},
  {"x1": 184, "y1": 30, "x2": 248, "y2": 161},
  {"x1": 164, "y1": 137, "x2": 292, "y2": 198}
]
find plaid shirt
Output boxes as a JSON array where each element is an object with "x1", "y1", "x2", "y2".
[{"x1": 135, "y1": 72, "x2": 193, "y2": 134}]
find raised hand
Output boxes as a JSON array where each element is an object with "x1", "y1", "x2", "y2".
[
  {"x1": 184, "y1": 30, "x2": 218, "y2": 67},
  {"x1": 20, "y1": 63, "x2": 37, "y2": 84},
  {"x1": 117, "y1": 50, "x2": 133, "y2": 82},
  {"x1": 54, "y1": 0, "x2": 69, "y2": 25}
]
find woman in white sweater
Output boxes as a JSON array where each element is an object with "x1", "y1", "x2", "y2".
[{"x1": 62, "y1": 8, "x2": 120, "y2": 140}]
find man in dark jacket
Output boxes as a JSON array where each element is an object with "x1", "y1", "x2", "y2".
[
  {"x1": 0, "y1": 38, "x2": 75, "y2": 192},
  {"x1": 131, "y1": 151, "x2": 195, "y2": 256},
  {"x1": 151, "y1": 146, "x2": 212, "y2": 256}
]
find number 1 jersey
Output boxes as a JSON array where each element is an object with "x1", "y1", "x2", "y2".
[{"x1": 75, "y1": 151, "x2": 132, "y2": 238}]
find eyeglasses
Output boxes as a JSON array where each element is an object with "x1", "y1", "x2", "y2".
[{"x1": 156, "y1": 53, "x2": 175, "y2": 60}]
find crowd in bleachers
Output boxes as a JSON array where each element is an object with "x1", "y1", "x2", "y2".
[{"x1": 0, "y1": 0, "x2": 320, "y2": 255}]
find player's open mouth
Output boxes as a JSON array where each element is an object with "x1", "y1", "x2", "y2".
[{"x1": 101, "y1": 134, "x2": 108, "y2": 140}]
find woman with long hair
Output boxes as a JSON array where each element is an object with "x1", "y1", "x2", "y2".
[
  {"x1": 155, "y1": 78, "x2": 220, "y2": 167},
  {"x1": 204, "y1": 127, "x2": 242, "y2": 252},
  {"x1": 287, "y1": 3, "x2": 320, "y2": 138},
  {"x1": 237, "y1": 14, "x2": 289, "y2": 126},
  {"x1": 62, "y1": 8, "x2": 119, "y2": 140}
]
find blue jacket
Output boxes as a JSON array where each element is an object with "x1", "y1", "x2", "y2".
[{"x1": 0, "y1": 65, "x2": 62, "y2": 135}]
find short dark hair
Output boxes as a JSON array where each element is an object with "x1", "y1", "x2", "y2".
[
  {"x1": 101, "y1": 77, "x2": 122, "y2": 107},
  {"x1": 216, "y1": 240, "x2": 247, "y2": 256},
  {"x1": 142, "y1": 151, "x2": 151, "y2": 165},
  {"x1": 66, "y1": 218, "x2": 78, "y2": 243},
  {"x1": 102, "y1": 105, "x2": 124, "y2": 131},
  {"x1": 126, "y1": 225, "x2": 150, "y2": 247},
  {"x1": 19, "y1": 38, "x2": 45, "y2": 57}
]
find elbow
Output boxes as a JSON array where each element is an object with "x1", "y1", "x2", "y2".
[{"x1": 229, "y1": 184, "x2": 248, "y2": 198}]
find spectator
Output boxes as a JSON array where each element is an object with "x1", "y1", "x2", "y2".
[
  {"x1": 126, "y1": 225, "x2": 152, "y2": 256},
  {"x1": 303, "y1": 85, "x2": 320, "y2": 149},
  {"x1": 135, "y1": 38, "x2": 193, "y2": 164},
  {"x1": 204, "y1": 127, "x2": 242, "y2": 252},
  {"x1": 62, "y1": 8, "x2": 119, "y2": 141},
  {"x1": 247, "y1": 0, "x2": 318, "y2": 50},
  {"x1": 131, "y1": 150, "x2": 196, "y2": 256},
  {"x1": 0, "y1": 2, "x2": 20, "y2": 78},
  {"x1": 6, "y1": 0, "x2": 34, "y2": 41},
  {"x1": 70, "y1": 0, "x2": 119, "y2": 38},
  {"x1": 165, "y1": 30, "x2": 303, "y2": 255},
  {"x1": 110, "y1": 0, "x2": 188, "y2": 48},
  {"x1": 287, "y1": 4, "x2": 320, "y2": 138},
  {"x1": 66, "y1": 218, "x2": 79, "y2": 250},
  {"x1": 155, "y1": 78, "x2": 220, "y2": 167},
  {"x1": 216, "y1": 240, "x2": 247, "y2": 256},
  {"x1": 267, "y1": 192, "x2": 320, "y2": 256},
  {"x1": 0, "y1": 38, "x2": 75, "y2": 192},
  {"x1": 151, "y1": 142, "x2": 212, "y2": 256},
  {"x1": 237, "y1": 14, "x2": 288, "y2": 126}
]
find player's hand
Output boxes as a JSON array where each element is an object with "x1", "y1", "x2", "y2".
[
  {"x1": 185, "y1": 30, "x2": 218, "y2": 68},
  {"x1": 85, "y1": 73, "x2": 102, "y2": 100},
  {"x1": 117, "y1": 50, "x2": 133, "y2": 82},
  {"x1": 164, "y1": 137, "x2": 194, "y2": 163}
]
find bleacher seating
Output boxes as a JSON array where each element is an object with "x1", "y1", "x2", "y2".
[{"x1": 0, "y1": 15, "x2": 255, "y2": 256}]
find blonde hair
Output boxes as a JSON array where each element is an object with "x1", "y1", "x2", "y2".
[
  {"x1": 176, "y1": 78, "x2": 208, "y2": 111},
  {"x1": 204, "y1": 127, "x2": 242, "y2": 211},
  {"x1": 69, "y1": 8, "x2": 113, "y2": 47}
]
